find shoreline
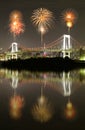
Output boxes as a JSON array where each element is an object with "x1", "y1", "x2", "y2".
[{"x1": 0, "y1": 57, "x2": 85, "y2": 71}]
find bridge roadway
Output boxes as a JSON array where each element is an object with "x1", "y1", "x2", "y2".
[{"x1": 4, "y1": 34, "x2": 82, "y2": 60}]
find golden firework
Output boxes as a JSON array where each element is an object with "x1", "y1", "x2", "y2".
[
  {"x1": 31, "y1": 8, "x2": 54, "y2": 33},
  {"x1": 9, "y1": 10, "x2": 22, "y2": 22}
]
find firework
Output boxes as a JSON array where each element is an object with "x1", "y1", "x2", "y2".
[
  {"x1": 38, "y1": 25, "x2": 46, "y2": 35},
  {"x1": 62, "y1": 9, "x2": 78, "y2": 28},
  {"x1": 31, "y1": 8, "x2": 54, "y2": 46},
  {"x1": 9, "y1": 20, "x2": 24, "y2": 36},
  {"x1": 9, "y1": 10, "x2": 25, "y2": 38},
  {"x1": 31, "y1": 8, "x2": 54, "y2": 34},
  {"x1": 9, "y1": 10, "x2": 22, "y2": 22}
]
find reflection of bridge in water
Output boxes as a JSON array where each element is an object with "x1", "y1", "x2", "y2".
[
  {"x1": 0, "y1": 69, "x2": 84, "y2": 97},
  {"x1": 5, "y1": 34, "x2": 82, "y2": 60}
]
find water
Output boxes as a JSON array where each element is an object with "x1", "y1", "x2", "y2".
[{"x1": 0, "y1": 68, "x2": 85, "y2": 129}]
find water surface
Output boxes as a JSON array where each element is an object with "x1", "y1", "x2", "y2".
[{"x1": 0, "y1": 69, "x2": 85, "y2": 129}]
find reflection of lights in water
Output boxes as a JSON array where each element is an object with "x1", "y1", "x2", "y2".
[
  {"x1": 62, "y1": 72, "x2": 72, "y2": 97},
  {"x1": 31, "y1": 95, "x2": 53, "y2": 123},
  {"x1": 9, "y1": 95, "x2": 24, "y2": 119},
  {"x1": 79, "y1": 69, "x2": 85, "y2": 76},
  {"x1": 64, "y1": 100, "x2": 77, "y2": 120},
  {"x1": 11, "y1": 70, "x2": 18, "y2": 89},
  {"x1": 38, "y1": 95, "x2": 46, "y2": 105},
  {"x1": 80, "y1": 55, "x2": 85, "y2": 61}
]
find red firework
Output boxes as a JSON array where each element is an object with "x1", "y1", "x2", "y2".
[
  {"x1": 62, "y1": 9, "x2": 78, "y2": 28},
  {"x1": 9, "y1": 10, "x2": 25, "y2": 37}
]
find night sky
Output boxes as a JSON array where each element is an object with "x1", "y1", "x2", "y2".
[{"x1": 0, "y1": 0, "x2": 85, "y2": 50}]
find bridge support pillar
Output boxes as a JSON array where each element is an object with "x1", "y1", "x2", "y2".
[
  {"x1": 11, "y1": 42, "x2": 18, "y2": 59},
  {"x1": 62, "y1": 34, "x2": 71, "y2": 58},
  {"x1": 12, "y1": 53, "x2": 17, "y2": 59},
  {"x1": 62, "y1": 50, "x2": 71, "y2": 58}
]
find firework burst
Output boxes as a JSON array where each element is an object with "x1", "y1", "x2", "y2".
[
  {"x1": 31, "y1": 8, "x2": 54, "y2": 46},
  {"x1": 9, "y1": 20, "x2": 24, "y2": 36},
  {"x1": 9, "y1": 10, "x2": 22, "y2": 21},
  {"x1": 9, "y1": 10, "x2": 25, "y2": 39},
  {"x1": 62, "y1": 9, "x2": 78, "y2": 29},
  {"x1": 31, "y1": 8, "x2": 54, "y2": 34}
]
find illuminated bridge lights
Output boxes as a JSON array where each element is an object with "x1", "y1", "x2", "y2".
[{"x1": 0, "y1": 34, "x2": 81, "y2": 60}]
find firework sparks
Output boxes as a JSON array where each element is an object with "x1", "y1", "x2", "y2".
[
  {"x1": 9, "y1": 20, "x2": 24, "y2": 36},
  {"x1": 31, "y1": 8, "x2": 54, "y2": 34},
  {"x1": 9, "y1": 10, "x2": 22, "y2": 21},
  {"x1": 31, "y1": 8, "x2": 54, "y2": 46},
  {"x1": 62, "y1": 9, "x2": 78, "y2": 29},
  {"x1": 9, "y1": 10, "x2": 25, "y2": 38},
  {"x1": 38, "y1": 25, "x2": 46, "y2": 35}
]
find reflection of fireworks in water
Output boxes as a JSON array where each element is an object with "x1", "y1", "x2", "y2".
[
  {"x1": 31, "y1": 95, "x2": 53, "y2": 123},
  {"x1": 31, "y1": 8, "x2": 54, "y2": 34},
  {"x1": 63, "y1": 100, "x2": 77, "y2": 120},
  {"x1": 62, "y1": 9, "x2": 78, "y2": 29},
  {"x1": 9, "y1": 95, "x2": 24, "y2": 119},
  {"x1": 32, "y1": 96, "x2": 53, "y2": 123},
  {"x1": 9, "y1": 10, "x2": 25, "y2": 38}
]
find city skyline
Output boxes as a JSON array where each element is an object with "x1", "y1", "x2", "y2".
[{"x1": 0, "y1": 0, "x2": 85, "y2": 50}]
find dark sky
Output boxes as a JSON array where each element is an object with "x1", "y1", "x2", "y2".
[{"x1": 0, "y1": 0, "x2": 85, "y2": 50}]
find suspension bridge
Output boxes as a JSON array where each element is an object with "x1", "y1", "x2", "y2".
[{"x1": 0, "y1": 34, "x2": 83, "y2": 60}]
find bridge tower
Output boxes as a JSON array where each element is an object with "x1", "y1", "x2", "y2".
[
  {"x1": 11, "y1": 42, "x2": 18, "y2": 59},
  {"x1": 62, "y1": 34, "x2": 71, "y2": 58}
]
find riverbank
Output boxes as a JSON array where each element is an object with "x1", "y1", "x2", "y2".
[{"x1": 0, "y1": 57, "x2": 85, "y2": 71}]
